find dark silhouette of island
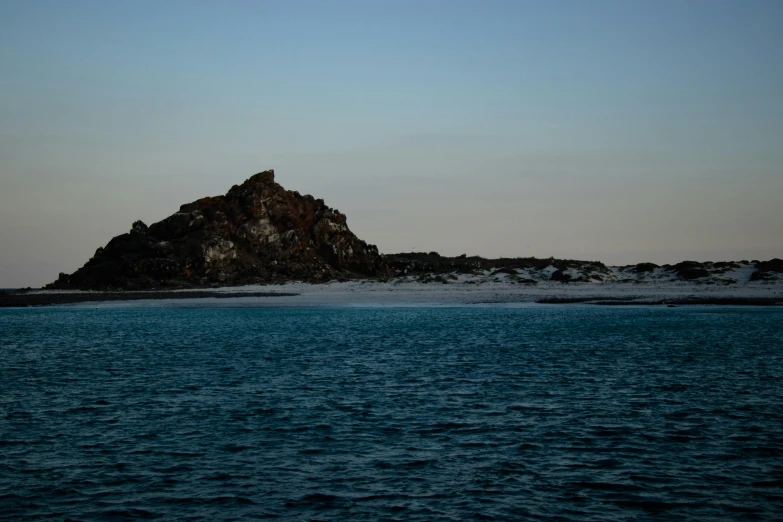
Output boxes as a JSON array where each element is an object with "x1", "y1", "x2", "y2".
[
  {"x1": 39, "y1": 169, "x2": 782, "y2": 292},
  {"x1": 48, "y1": 170, "x2": 387, "y2": 290}
]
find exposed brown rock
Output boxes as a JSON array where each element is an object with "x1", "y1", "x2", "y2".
[{"x1": 47, "y1": 170, "x2": 388, "y2": 289}]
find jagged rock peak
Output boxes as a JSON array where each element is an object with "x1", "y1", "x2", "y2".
[
  {"x1": 237, "y1": 169, "x2": 276, "y2": 190},
  {"x1": 48, "y1": 169, "x2": 389, "y2": 290}
]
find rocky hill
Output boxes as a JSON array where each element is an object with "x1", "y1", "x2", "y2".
[{"x1": 47, "y1": 170, "x2": 388, "y2": 289}]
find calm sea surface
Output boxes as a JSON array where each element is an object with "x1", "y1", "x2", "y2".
[{"x1": 1, "y1": 305, "x2": 782, "y2": 521}]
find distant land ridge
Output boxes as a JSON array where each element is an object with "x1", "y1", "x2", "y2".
[{"x1": 47, "y1": 170, "x2": 782, "y2": 290}]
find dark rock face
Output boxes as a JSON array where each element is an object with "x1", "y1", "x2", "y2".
[
  {"x1": 751, "y1": 259, "x2": 783, "y2": 282},
  {"x1": 550, "y1": 268, "x2": 571, "y2": 282},
  {"x1": 754, "y1": 258, "x2": 783, "y2": 272},
  {"x1": 47, "y1": 170, "x2": 388, "y2": 289},
  {"x1": 633, "y1": 262, "x2": 658, "y2": 274},
  {"x1": 668, "y1": 261, "x2": 710, "y2": 280}
]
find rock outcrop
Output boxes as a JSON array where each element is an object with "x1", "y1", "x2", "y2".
[
  {"x1": 751, "y1": 258, "x2": 783, "y2": 281},
  {"x1": 47, "y1": 170, "x2": 388, "y2": 289},
  {"x1": 381, "y1": 252, "x2": 611, "y2": 283}
]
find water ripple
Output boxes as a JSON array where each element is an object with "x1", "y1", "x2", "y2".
[{"x1": 1, "y1": 306, "x2": 782, "y2": 520}]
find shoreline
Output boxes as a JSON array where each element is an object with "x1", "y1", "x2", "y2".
[
  {"x1": 535, "y1": 296, "x2": 782, "y2": 306},
  {"x1": 0, "y1": 290, "x2": 298, "y2": 308},
  {"x1": 2, "y1": 280, "x2": 782, "y2": 308}
]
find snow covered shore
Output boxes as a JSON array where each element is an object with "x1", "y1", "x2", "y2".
[
  {"x1": 15, "y1": 263, "x2": 783, "y2": 307},
  {"x1": 197, "y1": 278, "x2": 782, "y2": 307},
  {"x1": 25, "y1": 278, "x2": 779, "y2": 309}
]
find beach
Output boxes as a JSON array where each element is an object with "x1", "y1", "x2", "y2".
[{"x1": 5, "y1": 277, "x2": 781, "y2": 307}]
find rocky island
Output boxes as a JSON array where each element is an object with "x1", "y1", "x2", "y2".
[
  {"x1": 47, "y1": 170, "x2": 388, "y2": 289},
  {"x1": 1, "y1": 169, "x2": 780, "y2": 307}
]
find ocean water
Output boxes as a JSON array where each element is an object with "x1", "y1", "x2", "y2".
[{"x1": 1, "y1": 305, "x2": 782, "y2": 521}]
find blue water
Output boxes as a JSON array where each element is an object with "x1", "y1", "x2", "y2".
[{"x1": 1, "y1": 306, "x2": 782, "y2": 520}]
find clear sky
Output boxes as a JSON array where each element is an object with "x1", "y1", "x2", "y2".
[{"x1": 1, "y1": 0, "x2": 782, "y2": 287}]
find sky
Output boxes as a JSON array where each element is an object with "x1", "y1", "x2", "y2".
[{"x1": 1, "y1": 0, "x2": 782, "y2": 287}]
